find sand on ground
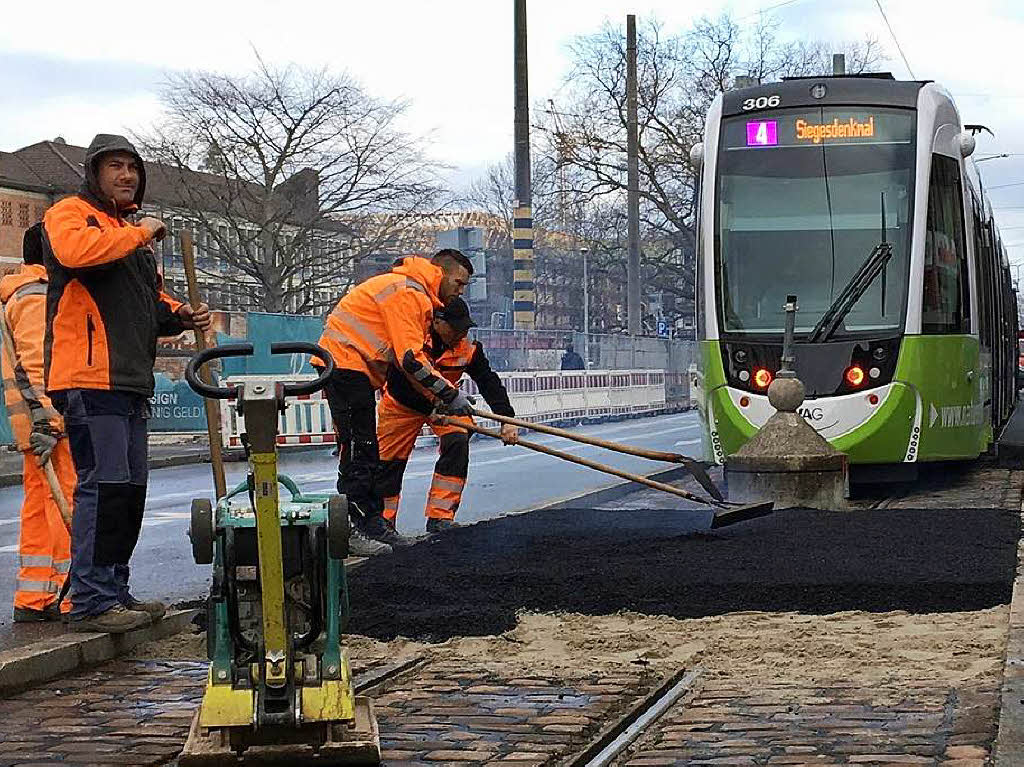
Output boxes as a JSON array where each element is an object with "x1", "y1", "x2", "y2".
[{"x1": 133, "y1": 606, "x2": 1008, "y2": 695}]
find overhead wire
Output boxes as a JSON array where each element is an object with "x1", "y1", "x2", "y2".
[
  {"x1": 872, "y1": 0, "x2": 916, "y2": 79},
  {"x1": 738, "y1": 0, "x2": 807, "y2": 21}
]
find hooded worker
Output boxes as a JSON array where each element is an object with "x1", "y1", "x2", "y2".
[
  {"x1": 376, "y1": 297, "x2": 518, "y2": 533},
  {"x1": 42, "y1": 134, "x2": 211, "y2": 634},
  {"x1": 317, "y1": 249, "x2": 476, "y2": 554},
  {"x1": 1, "y1": 224, "x2": 77, "y2": 622}
]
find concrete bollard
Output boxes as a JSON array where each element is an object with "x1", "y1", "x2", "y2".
[{"x1": 726, "y1": 374, "x2": 849, "y2": 509}]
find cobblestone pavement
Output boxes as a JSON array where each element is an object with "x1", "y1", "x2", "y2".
[
  {"x1": 0, "y1": 657, "x2": 659, "y2": 766},
  {"x1": 0, "y1": 660, "x2": 207, "y2": 767},
  {"x1": 0, "y1": 657, "x2": 1001, "y2": 766},
  {"x1": 372, "y1": 661, "x2": 655, "y2": 764},
  {"x1": 617, "y1": 678, "x2": 999, "y2": 766}
]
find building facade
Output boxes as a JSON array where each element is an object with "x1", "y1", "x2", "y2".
[{"x1": 0, "y1": 138, "x2": 351, "y2": 313}]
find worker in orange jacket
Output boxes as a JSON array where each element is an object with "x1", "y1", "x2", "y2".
[
  {"x1": 317, "y1": 250, "x2": 475, "y2": 553},
  {"x1": 377, "y1": 298, "x2": 518, "y2": 533},
  {"x1": 43, "y1": 134, "x2": 210, "y2": 634},
  {"x1": 2, "y1": 225, "x2": 77, "y2": 622}
]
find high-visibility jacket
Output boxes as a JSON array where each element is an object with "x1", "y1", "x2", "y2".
[
  {"x1": 385, "y1": 331, "x2": 515, "y2": 418},
  {"x1": 318, "y1": 256, "x2": 460, "y2": 401},
  {"x1": 0, "y1": 264, "x2": 62, "y2": 451},
  {"x1": 42, "y1": 134, "x2": 185, "y2": 397}
]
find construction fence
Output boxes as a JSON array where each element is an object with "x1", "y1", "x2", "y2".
[{"x1": 221, "y1": 368, "x2": 681, "y2": 449}]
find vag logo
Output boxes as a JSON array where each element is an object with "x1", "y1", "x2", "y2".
[{"x1": 798, "y1": 406, "x2": 824, "y2": 421}]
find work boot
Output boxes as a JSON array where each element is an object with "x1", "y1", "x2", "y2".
[
  {"x1": 69, "y1": 605, "x2": 151, "y2": 634},
  {"x1": 348, "y1": 527, "x2": 392, "y2": 557},
  {"x1": 123, "y1": 597, "x2": 166, "y2": 622},
  {"x1": 425, "y1": 518, "x2": 459, "y2": 534},
  {"x1": 373, "y1": 522, "x2": 415, "y2": 548},
  {"x1": 13, "y1": 603, "x2": 63, "y2": 623}
]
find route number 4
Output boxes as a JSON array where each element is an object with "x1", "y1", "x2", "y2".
[{"x1": 742, "y1": 95, "x2": 781, "y2": 111}]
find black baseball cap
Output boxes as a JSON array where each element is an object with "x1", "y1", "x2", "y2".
[{"x1": 436, "y1": 297, "x2": 477, "y2": 333}]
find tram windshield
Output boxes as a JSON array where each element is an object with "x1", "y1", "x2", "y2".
[{"x1": 715, "y1": 107, "x2": 916, "y2": 336}]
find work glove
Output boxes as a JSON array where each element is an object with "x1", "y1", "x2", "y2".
[
  {"x1": 29, "y1": 426, "x2": 59, "y2": 465},
  {"x1": 439, "y1": 389, "x2": 475, "y2": 416}
]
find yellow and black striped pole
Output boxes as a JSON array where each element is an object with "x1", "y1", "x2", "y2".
[{"x1": 513, "y1": 203, "x2": 535, "y2": 329}]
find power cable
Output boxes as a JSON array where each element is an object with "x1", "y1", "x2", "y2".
[
  {"x1": 987, "y1": 181, "x2": 1024, "y2": 191},
  {"x1": 739, "y1": 0, "x2": 807, "y2": 20},
  {"x1": 873, "y1": 0, "x2": 916, "y2": 79}
]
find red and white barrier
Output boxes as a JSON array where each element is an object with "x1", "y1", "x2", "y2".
[{"x1": 220, "y1": 369, "x2": 684, "y2": 450}]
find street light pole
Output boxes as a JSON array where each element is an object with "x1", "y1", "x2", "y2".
[
  {"x1": 581, "y1": 246, "x2": 590, "y2": 365},
  {"x1": 582, "y1": 248, "x2": 590, "y2": 335}
]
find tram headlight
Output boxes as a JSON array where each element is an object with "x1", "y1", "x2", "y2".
[
  {"x1": 753, "y1": 368, "x2": 773, "y2": 389},
  {"x1": 845, "y1": 365, "x2": 866, "y2": 387}
]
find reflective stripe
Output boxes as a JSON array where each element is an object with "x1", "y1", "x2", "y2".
[
  {"x1": 383, "y1": 497, "x2": 399, "y2": 510},
  {"x1": 431, "y1": 476, "x2": 465, "y2": 493},
  {"x1": 372, "y1": 278, "x2": 428, "y2": 304},
  {"x1": 13, "y1": 283, "x2": 46, "y2": 298},
  {"x1": 324, "y1": 322, "x2": 393, "y2": 363},
  {"x1": 402, "y1": 278, "x2": 428, "y2": 296},
  {"x1": 428, "y1": 497, "x2": 459, "y2": 511},
  {"x1": 54, "y1": 560, "x2": 70, "y2": 574},
  {"x1": 411, "y1": 365, "x2": 431, "y2": 382},
  {"x1": 19, "y1": 554, "x2": 53, "y2": 568},
  {"x1": 328, "y1": 308, "x2": 387, "y2": 352},
  {"x1": 428, "y1": 379, "x2": 448, "y2": 394},
  {"x1": 15, "y1": 578, "x2": 58, "y2": 594}
]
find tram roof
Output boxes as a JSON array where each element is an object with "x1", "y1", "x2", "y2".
[{"x1": 721, "y1": 75, "x2": 931, "y2": 117}]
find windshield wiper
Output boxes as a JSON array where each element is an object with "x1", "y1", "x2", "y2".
[{"x1": 807, "y1": 193, "x2": 894, "y2": 344}]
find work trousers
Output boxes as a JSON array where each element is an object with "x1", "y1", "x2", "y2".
[
  {"x1": 376, "y1": 394, "x2": 470, "y2": 525},
  {"x1": 14, "y1": 440, "x2": 75, "y2": 612},
  {"x1": 52, "y1": 390, "x2": 148, "y2": 619},
  {"x1": 321, "y1": 369, "x2": 384, "y2": 530}
]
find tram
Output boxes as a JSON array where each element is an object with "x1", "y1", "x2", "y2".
[{"x1": 690, "y1": 74, "x2": 1019, "y2": 469}]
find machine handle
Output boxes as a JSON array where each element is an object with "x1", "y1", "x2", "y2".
[
  {"x1": 185, "y1": 343, "x2": 255, "y2": 399},
  {"x1": 224, "y1": 474, "x2": 323, "y2": 504},
  {"x1": 270, "y1": 342, "x2": 335, "y2": 396}
]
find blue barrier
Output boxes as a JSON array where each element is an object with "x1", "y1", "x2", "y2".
[
  {"x1": 220, "y1": 313, "x2": 323, "y2": 377},
  {"x1": 149, "y1": 373, "x2": 209, "y2": 432},
  {"x1": 0, "y1": 397, "x2": 13, "y2": 445}
]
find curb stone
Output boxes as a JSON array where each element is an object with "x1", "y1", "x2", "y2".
[
  {"x1": 0, "y1": 608, "x2": 198, "y2": 696},
  {"x1": 994, "y1": 507, "x2": 1024, "y2": 765}
]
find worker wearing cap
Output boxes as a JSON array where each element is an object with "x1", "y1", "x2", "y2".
[
  {"x1": 376, "y1": 298, "x2": 518, "y2": 533},
  {"x1": 316, "y1": 250, "x2": 477, "y2": 552},
  {"x1": 2, "y1": 224, "x2": 76, "y2": 622}
]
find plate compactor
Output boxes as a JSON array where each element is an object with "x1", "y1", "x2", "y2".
[{"x1": 179, "y1": 342, "x2": 380, "y2": 766}]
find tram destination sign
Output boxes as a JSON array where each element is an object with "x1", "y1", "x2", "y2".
[{"x1": 731, "y1": 109, "x2": 914, "y2": 150}]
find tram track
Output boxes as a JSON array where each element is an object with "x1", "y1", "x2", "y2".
[{"x1": 564, "y1": 667, "x2": 703, "y2": 767}]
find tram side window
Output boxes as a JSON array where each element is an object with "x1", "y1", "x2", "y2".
[{"x1": 922, "y1": 154, "x2": 970, "y2": 334}]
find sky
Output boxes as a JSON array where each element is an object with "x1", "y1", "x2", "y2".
[{"x1": 2, "y1": 0, "x2": 1023, "y2": 262}]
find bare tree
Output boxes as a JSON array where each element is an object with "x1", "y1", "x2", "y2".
[
  {"x1": 137, "y1": 57, "x2": 447, "y2": 313},
  {"x1": 536, "y1": 15, "x2": 886, "y2": 316}
]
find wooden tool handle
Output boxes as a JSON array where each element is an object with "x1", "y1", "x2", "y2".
[
  {"x1": 181, "y1": 231, "x2": 227, "y2": 499},
  {"x1": 440, "y1": 417, "x2": 714, "y2": 507},
  {"x1": 42, "y1": 459, "x2": 72, "y2": 532},
  {"x1": 471, "y1": 407, "x2": 689, "y2": 463}
]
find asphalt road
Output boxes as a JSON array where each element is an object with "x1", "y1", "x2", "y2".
[{"x1": 0, "y1": 411, "x2": 700, "y2": 647}]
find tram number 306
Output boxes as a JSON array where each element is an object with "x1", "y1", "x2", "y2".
[{"x1": 742, "y1": 95, "x2": 781, "y2": 111}]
